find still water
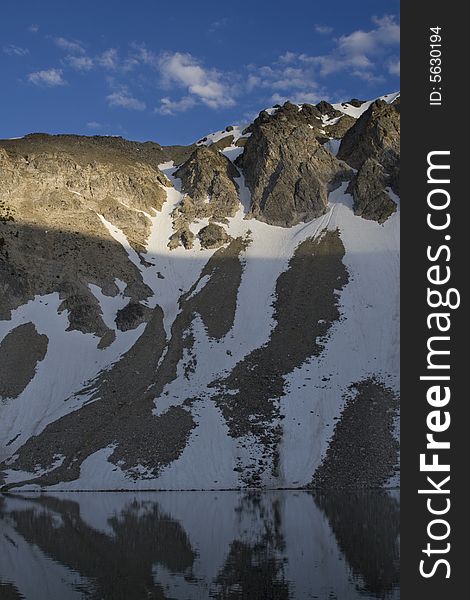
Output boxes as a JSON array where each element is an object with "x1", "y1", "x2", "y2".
[{"x1": 0, "y1": 490, "x2": 399, "y2": 600}]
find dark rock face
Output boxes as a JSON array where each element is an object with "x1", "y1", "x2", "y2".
[
  {"x1": 236, "y1": 107, "x2": 352, "y2": 227},
  {"x1": 324, "y1": 114, "x2": 356, "y2": 140},
  {"x1": 315, "y1": 100, "x2": 342, "y2": 118},
  {"x1": 198, "y1": 222, "x2": 231, "y2": 249},
  {"x1": 343, "y1": 98, "x2": 365, "y2": 108},
  {"x1": 338, "y1": 100, "x2": 400, "y2": 222},
  {"x1": 0, "y1": 323, "x2": 48, "y2": 399},
  {"x1": 338, "y1": 100, "x2": 400, "y2": 171},
  {"x1": 115, "y1": 301, "x2": 150, "y2": 331},
  {"x1": 347, "y1": 158, "x2": 397, "y2": 223}
]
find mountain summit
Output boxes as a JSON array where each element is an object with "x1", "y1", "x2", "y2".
[{"x1": 0, "y1": 93, "x2": 400, "y2": 491}]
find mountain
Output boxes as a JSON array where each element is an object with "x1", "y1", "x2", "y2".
[{"x1": 0, "y1": 92, "x2": 400, "y2": 491}]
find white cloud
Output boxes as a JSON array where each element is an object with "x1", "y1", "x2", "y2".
[
  {"x1": 271, "y1": 91, "x2": 323, "y2": 105},
  {"x1": 66, "y1": 55, "x2": 94, "y2": 71},
  {"x1": 86, "y1": 121, "x2": 103, "y2": 129},
  {"x1": 279, "y1": 52, "x2": 297, "y2": 64},
  {"x1": 28, "y1": 24, "x2": 39, "y2": 33},
  {"x1": 106, "y1": 87, "x2": 145, "y2": 110},
  {"x1": 337, "y1": 15, "x2": 399, "y2": 59},
  {"x1": 283, "y1": 15, "x2": 399, "y2": 82},
  {"x1": 246, "y1": 61, "x2": 321, "y2": 99},
  {"x1": 388, "y1": 57, "x2": 400, "y2": 76},
  {"x1": 98, "y1": 48, "x2": 119, "y2": 70},
  {"x1": 28, "y1": 68, "x2": 67, "y2": 87},
  {"x1": 315, "y1": 25, "x2": 333, "y2": 35},
  {"x1": 158, "y1": 51, "x2": 235, "y2": 109},
  {"x1": 156, "y1": 96, "x2": 196, "y2": 115},
  {"x1": 3, "y1": 44, "x2": 29, "y2": 56},
  {"x1": 54, "y1": 37, "x2": 85, "y2": 54}
]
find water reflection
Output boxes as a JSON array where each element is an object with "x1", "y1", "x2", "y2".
[{"x1": 0, "y1": 490, "x2": 399, "y2": 600}]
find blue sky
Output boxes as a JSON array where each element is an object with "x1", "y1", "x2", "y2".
[{"x1": 1, "y1": 0, "x2": 400, "y2": 145}]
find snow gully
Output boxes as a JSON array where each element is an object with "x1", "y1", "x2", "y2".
[{"x1": 418, "y1": 151, "x2": 460, "y2": 580}]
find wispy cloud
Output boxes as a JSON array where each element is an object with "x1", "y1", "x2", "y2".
[
  {"x1": 276, "y1": 15, "x2": 399, "y2": 84},
  {"x1": 106, "y1": 86, "x2": 145, "y2": 110},
  {"x1": 28, "y1": 68, "x2": 67, "y2": 87},
  {"x1": 98, "y1": 48, "x2": 119, "y2": 70},
  {"x1": 65, "y1": 55, "x2": 94, "y2": 71},
  {"x1": 309, "y1": 15, "x2": 399, "y2": 76},
  {"x1": 156, "y1": 96, "x2": 196, "y2": 115},
  {"x1": 54, "y1": 37, "x2": 85, "y2": 54},
  {"x1": 158, "y1": 51, "x2": 235, "y2": 109},
  {"x1": 246, "y1": 60, "x2": 323, "y2": 101},
  {"x1": 315, "y1": 25, "x2": 333, "y2": 35},
  {"x1": 86, "y1": 121, "x2": 103, "y2": 129},
  {"x1": 3, "y1": 44, "x2": 29, "y2": 56},
  {"x1": 28, "y1": 24, "x2": 39, "y2": 33}
]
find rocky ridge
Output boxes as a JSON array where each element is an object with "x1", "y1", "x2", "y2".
[{"x1": 0, "y1": 92, "x2": 400, "y2": 491}]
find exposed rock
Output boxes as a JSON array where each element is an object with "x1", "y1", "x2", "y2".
[
  {"x1": 338, "y1": 99, "x2": 400, "y2": 221},
  {"x1": 0, "y1": 323, "x2": 48, "y2": 399},
  {"x1": 344, "y1": 98, "x2": 365, "y2": 108},
  {"x1": 236, "y1": 108, "x2": 352, "y2": 226},
  {"x1": 0, "y1": 138, "x2": 159, "y2": 343},
  {"x1": 311, "y1": 379, "x2": 399, "y2": 489},
  {"x1": 315, "y1": 100, "x2": 342, "y2": 118},
  {"x1": 324, "y1": 114, "x2": 356, "y2": 140},
  {"x1": 173, "y1": 147, "x2": 240, "y2": 228},
  {"x1": 210, "y1": 135, "x2": 235, "y2": 151},
  {"x1": 347, "y1": 158, "x2": 397, "y2": 223},
  {"x1": 198, "y1": 223, "x2": 231, "y2": 249},
  {"x1": 115, "y1": 301, "x2": 151, "y2": 331},
  {"x1": 168, "y1": 146, "x2": 241, "y2": 248},
  {"x1": 338, "y1": 100, "x2": 400, "y2": 171},
  {"x1": 168, "y1": 225, "x2": 195, "y2": 250}
]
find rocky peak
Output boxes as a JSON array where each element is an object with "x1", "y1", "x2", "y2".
[
  {"x1": 337, "y1": 98, "x2": 400, "y2": 221},
  {"x1": 338, "y1": 99, "x2": 400, "y2": 171},
  {"x1": 236, "y1": 105, "x2": 352, "y2": 227}
]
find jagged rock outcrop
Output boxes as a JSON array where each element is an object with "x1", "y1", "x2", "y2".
[
  {"x1": 338, "y1": 99, "x2": 400, "y2": 221},
  {"x1": 169, "y1": 146, "x2": 241, "y2": 248},
  {"x1": 315, "y1": 100, "x2": 342, "y2": 118},
  {"x1": 324, "y1": 114, "x2": 356, "y2": 140},
  {"x1": 338, "y1": 100, "x2": 400, "y2": 171},
  {"x1": 168, "y1": 225, "x2": 195, "y2": 250},
  {"x1": 173, "y1": 146, "x2": 240, "y2": 222},
  {"x1": 198, "y1": 223, "x2": 232, "y2": 249},
  {"x1": 346, "y1": 158, "x2": 397, "y2": 223},
  {"x1": 236, "y1": 104, "x2": 352, "y2": 226}
]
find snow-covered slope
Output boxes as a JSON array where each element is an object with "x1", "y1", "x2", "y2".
[{"x1": 0, "y1": 93, "x2": 400, "y2": 491}]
